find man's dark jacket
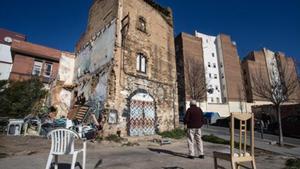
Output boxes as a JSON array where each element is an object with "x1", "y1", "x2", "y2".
[{"x1": 184, "y1": 105, "x2": 204, "y2": 128}]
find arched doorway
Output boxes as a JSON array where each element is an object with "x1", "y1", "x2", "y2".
[{"x1": 128, "y1": 92, "x2": 156, "y2": 136}]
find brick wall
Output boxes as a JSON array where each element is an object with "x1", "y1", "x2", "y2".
[
  {"x1": 175, "y1": 32, "x2": 204, "y2": 113},
  {"x1": 220, "y1": 34, "x2": 245, "y2": 101},
  {"x1": 10, "y1": 53, "x2": 59, "y2": 82},
  {"x1": 11, "y1": 40, "x2": 60, "y2": 61},
  {"x1": 242, "y1": 50, "x2": 270, "y2": 102},
  {"x1": 242, "y1": 49, "x2": 300, "y2": 102},
  {"x1": 276, "y1": 53, "x2": 300, "y2": 101},
  {"x1": 0, "y1": 28, "x2": 26, "y2": 45}
]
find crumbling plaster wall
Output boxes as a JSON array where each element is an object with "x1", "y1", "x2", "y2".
[
  {"x1": 59, "y1": 52, "x2": 75, "y2": 85},
  {"x1": 76, "y1": 0, "x2": 118, "y2": 50},
  {"x1": 51, "y1": 52, "x2": 76, "y2": 118},
  {"x1": 74, "y1": 20, "x2": 116, "y2": 116}
]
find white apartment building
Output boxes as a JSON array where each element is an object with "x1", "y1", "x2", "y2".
[
  {"x1": 0, "y1": 44, "x2": 13, "y2": 80},
  {"x1": 195, "y1": 31, "x2": 225, "y2": 104}
]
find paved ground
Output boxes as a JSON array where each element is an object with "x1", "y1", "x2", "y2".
[
  {"x1": 202, "y1": 126, "x2": 300, "y2": 158},
  {"x1": 0, "y1": 135, "x2": 289, "y2": 169}
]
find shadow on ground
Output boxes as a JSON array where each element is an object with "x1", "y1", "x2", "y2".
[
  {"x1": 148, "y1": 148, "x2": 189, "y2": 159},
  {"x1": 49, "y1": 159, "x2": 102, "y2": 169},
  {"x1": 49, "y1": 162, "x2": 82, "y2": 169}
]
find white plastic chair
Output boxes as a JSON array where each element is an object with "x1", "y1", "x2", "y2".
[{"x1": 45, "y1": 128, "x2": 86, "y2": 169}]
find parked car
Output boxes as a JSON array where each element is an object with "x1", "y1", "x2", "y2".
[
  {"x1": 268, "y1": 115, "x2": 300, "y2": 138},
  {"x1": 203, "y1": 112, "x2": 220, "y2": 124},
  {"x1": 214, "y1": 116, "x2": 252, "y2": 129}
]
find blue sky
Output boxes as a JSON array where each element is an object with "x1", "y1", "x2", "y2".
[{"x1": 0, "y1": 0, "x2": 299, "y2": 60}]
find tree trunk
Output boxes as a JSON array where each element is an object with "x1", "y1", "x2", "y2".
[{"x1": 276, "y1": 105, "x2": 284, "y2": 146}]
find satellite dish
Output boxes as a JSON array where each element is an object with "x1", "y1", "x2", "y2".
[
  {"x1": 4, "y1": 36, "x2": 12, "y2": 43},
  {"x1": 207, "y1": 88, "x2": 214, "y2": 94}
]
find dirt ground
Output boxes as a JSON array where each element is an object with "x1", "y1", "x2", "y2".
[{"x1": 0, "y1": 135, "x2": 288, "y2": 169}]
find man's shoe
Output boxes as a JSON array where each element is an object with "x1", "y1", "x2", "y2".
[
  {"x1": 188, "y1": 155, "x2": 194, "y2": 159},
  {"x1": 199, "y1": 155, "x2": 204, "y2": 159}
]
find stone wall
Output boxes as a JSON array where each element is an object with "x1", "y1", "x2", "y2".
[{"x1": 105, "y1": 0, "x2": 178, "y2": 135}]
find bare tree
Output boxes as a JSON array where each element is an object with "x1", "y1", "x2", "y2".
[
  {"x1": 237, "y1": 85, "x2": 247, "y2": 113},
  {"x1": 185, "y1": 57, "x2": 207, "y2": 102},
  {"x1": 251, "y1": 55, "x2": 299, "y2": 146}
]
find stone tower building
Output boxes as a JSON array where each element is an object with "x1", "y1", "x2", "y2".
[{"x1": 74, "y1": 0, "x2": 178, "y2": 136}]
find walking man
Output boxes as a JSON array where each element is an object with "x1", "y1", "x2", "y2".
[{"x1": 184, "y1": 100, "x2": 204, "y2": 159}]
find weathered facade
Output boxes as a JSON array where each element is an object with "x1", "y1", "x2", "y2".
[
  {"x1": 51, "y1": 52, "x2": 76, "y2": 118},
  {"x1": 74, "y1": 0, "x2": 178, "y2": 136}
]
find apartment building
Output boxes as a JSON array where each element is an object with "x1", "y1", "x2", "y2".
[
  {"x1": 242, "y1": 48, "x2": 300, "y2": 103},
  {"x1": 176, "y1": 31, "x2": 245, "y2": 117},
  {"x1": 0, "y1": 28, "x2": 26, "y2": 80},
  {"x1": 10, "y1": 39, "x2": 61, "y2": 84},
  {"x1": 0, "y1": 28, "x2": 62, "y2": 85},
  {"x1": 74, "y1": 0, "x2": 178, "y2": 136}
]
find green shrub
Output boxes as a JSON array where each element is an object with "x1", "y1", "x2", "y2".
[
  {"x1": 0, "y1": 78, "x2": 47, "y2": 118},
  {"x1": 158, "y1": 128, "x2": 186, "y2": 139},
  {"x1": 122, "y1": 142, "x2": 140, "y2": 147},
  {"x1": 0, "y1": 80, "x2": 8, "y2": 90},
  {"x1": 95, "y1": 135, "x2": 103, "y2": 142},
  {"x1": 202, "y1": 134, "x2": 229, "y2": 145},
  {"x1": 285, "y1": 158, "x2": 300, "y2": 169},
  {"x1": 0, "y1": 153, "x2": 8, "y2": 159},
  {"x1": 105, "y1": 134, "x2": 125, "y2": 143}
]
